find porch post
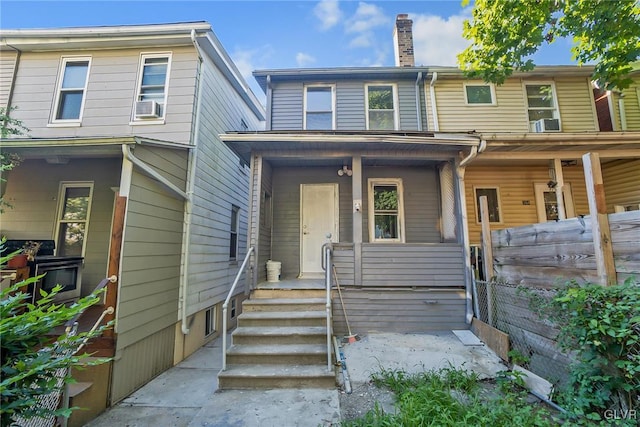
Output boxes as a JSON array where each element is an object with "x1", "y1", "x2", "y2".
[
  {"x1": 553, "y1": 158, "x2": 567, "y2": 220},
  {"x1": 248, "y1": 154, "x2": 263, "y2": 292},
  {"x1": 352, "y1": 155, "x2": 362, "y2": 286},
  {"x1": 582, "y1": 152, "x2": 617, "y2": 286}
]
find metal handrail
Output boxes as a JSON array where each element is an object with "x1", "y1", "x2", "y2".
[
  {"x1": 222, "y1": 246, "x2": 254, "y2": 371},
  {"x1": 322, "y1": 243, "x2": 333, "y2": 371}
]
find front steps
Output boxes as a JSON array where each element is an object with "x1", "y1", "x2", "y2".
[{"x1": 218, "y1": 288, "x2": 336, "y2": 389}]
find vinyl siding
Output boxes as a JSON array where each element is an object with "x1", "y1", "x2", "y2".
[
  {"x1": 612, "y1": 77, "x2": 640, "y2": 130},
  {"x1": 332, "y1": 288, "x2": 467, "y2": 333},
  {"x1": 602, "y1": 159, "x2": 640, "y2": 212},
  {"x1": 336, "y1": 80, "x2": 366, "y2": 130},
  {"x1": 465, "y1": 165, "x2": 590, "y2": 245},
  {"x1": 0, "y1": 50, "x2": 17, "y2": 109},
  {"x1": 270, "y1": 81, "x2": 303, "y2": 130},
  {"x1": 1, "y1": 157, "x2": 120, "y2": 297},
  {"x1": 432, "y1": 76, "x2": 598, "y2": 132},
  {"x1": 8, "y1": 47, "x2": 197, "y2": 142},
  {"x1": 183, "y1": 47, "x2": 262, "y2": 314},
  {"x1": 117, "y1": 145, "x2": 188, "y2": 349}
]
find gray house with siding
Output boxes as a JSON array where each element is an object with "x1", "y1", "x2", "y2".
[
  {"x1": 221, "y1": 16, "x2": 481, "y2": 335},
  {"x1": 0, "y1": 21, "x2": 264, "y2": 420}
]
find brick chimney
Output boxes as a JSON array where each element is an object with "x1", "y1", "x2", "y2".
[{"x1": 393, "y1": 13, "x2": 414, "y2": 67}]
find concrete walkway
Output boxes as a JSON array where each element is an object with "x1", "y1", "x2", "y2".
[{"x1": 86, "y1": 331, "x2": 504, "y2": 427}]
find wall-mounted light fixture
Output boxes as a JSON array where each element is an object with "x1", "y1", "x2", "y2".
[{"x1": 337, "y1": 165, "x2": 353, "y2": 177}]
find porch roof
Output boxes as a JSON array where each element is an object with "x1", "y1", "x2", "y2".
[
  {"x1": 220, "y1": 130, "x2": 483, "y2": 165},
  {"x1": 476, "y1": 131, "x2": 640, "y2": 162},
  {"x1": 0, "y1": 136, "x2": 192, "y2": 160}
]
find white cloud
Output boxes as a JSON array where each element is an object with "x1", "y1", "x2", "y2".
[
  {"x1": 411, "y1": 10, "x2": 472, "y2": 66},
  {"x1": 231, "y1": 45, "x2": 274, "y2": 81},
  {"x1": 314, "y1": 0, "x2": 342, "y2": 31},
  {"x1": 296, "y1": 52, "x2": 316, "y2": 67},
  {"x1": 345, "y1": 2, "x2": 389, "y2": 34},
  {"x1": 349, "y1": 34, "x2": 372, "y2": 48}
]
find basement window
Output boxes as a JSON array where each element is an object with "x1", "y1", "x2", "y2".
[
  {"x1": 230, "y1": 298, "x2": 237, "y2": 319},
  {"x1": 205, "y1": 307, "x2": 216, "y2": 337}
]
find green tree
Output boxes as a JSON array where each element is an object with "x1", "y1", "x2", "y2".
[
  {"x1": 458, "y1": 0, "x2": 640, "y2": 90},
  {"x1": 1, "y1": 106, "x2": 27, "y2": 213},
  {"x1": 0, "y1": 248, "x2": 111, "y2": 425}
]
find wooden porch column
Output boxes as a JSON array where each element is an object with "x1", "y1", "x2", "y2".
[
  {"x1": 104, "y1": 194, "x2": 126, "y2": 341},
  {"x1": 248, "y1": 154, "x2": 263, "y2": 292},
  {"x1": 352, "y1": 156, "x2": 362, "y2": 286},
  {"x1": 582, "y1": 152, "x2": 617, "y2": 286},
  {"x1": 553, "y1": 158, "x2": 567, "y2": 220},
  {"x1": 479, "y1": 196, "x2": 494, "y2": 326}
]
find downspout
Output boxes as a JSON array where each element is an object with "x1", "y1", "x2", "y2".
[
  {"x1": 265, "y1": 75, "x2": 272, "y2": 130},
  {"x1": 178, "y1": 29, "x2": 205, "y2": 335},
  {"x1": 429, "y1": 71, "x2": 440, "y2": 131},
  {"x1": 122, "y1": 144, "x2": 189, "y2": 200},
  {"x1": 456, "y1": 139, "x2": 486, "y2": 324},
  {"x1": 415, "y1": 72, "x2": 423, "y2": 131},
  {"x1": 4, "y1": 44, "x2": 21, "y2": 110}
]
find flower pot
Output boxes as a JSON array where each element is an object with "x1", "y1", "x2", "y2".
[{"x1": 7, "y1": 254, "x2": 28, "y2": 268}]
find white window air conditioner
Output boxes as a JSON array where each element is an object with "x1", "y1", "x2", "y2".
[
  {"x1": 533, "y1": 118, "x2": 560, "y2": 132},
  {"x1": 135, "y1": 100, "x2": 161, "y2": 118}
]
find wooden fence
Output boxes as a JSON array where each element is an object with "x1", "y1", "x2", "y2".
[{"x1": 490, "y1": 210, "x2": 640, "y2": 287}]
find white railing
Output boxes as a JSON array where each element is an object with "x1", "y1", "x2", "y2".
[
  {"x1": 221, "y1": 247, "x2": 254, "y2": 371},
  {"x1": 322, "y1": 243, "x2": 333, "y2": 371}
]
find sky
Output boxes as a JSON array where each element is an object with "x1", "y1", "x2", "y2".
[{"x1": 1, "y1": 0, "x2": 578, "y2": 99}]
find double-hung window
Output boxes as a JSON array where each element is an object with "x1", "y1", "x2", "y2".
[
  {"x1": 464, "y1": 83, "x2": 496, "y2": 105},
  {"x1": 134, "y1": 54, "x2": 171, "y2": 120},
  {"x1": 304, "y1": 85, "x2": 335, "y2": 130},
  {"x1": 525, "y1": 83, "x2": 560, "y2": 130},
  {"x1": 366, "y1": 84, "x2": 398, "y2": 130},
  {"x1": 369, "y1": 179, "x2": 404, "y2": 242},
  {"x1": 229, "y1": 205, "x2": 240, "y2": 260},
  {"x1": 55, "y1": 183, "x2": 93, "y2": 257},
  {"x1": 52, "y1": 57, "x2": 91, "y2": 123}
]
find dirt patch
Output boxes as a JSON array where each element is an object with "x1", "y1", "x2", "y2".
[{"x1": 338, "y1": 380, "x2": 396, "y2": 422}]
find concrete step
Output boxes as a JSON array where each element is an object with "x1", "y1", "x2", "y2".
[
  {"x1": 218, "y1": 364, "x2": 336, "y2": 389},
  {"x1": 238, "y1": 310, "x2": 327, "y2": 328},
  {"x1": 232, "y1": 326, "x2": 327, "y2": 345},
  {"x1": 242, "y1": 298, "x2": 326, "y2": 313},
  {"x1": 252, "y1": 289, "x2": 328, "y2": 299},
  {"x1": 226, "y1": 344, "x2": 329, "y2": 365}
]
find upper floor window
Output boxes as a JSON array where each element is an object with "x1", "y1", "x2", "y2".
[
  {"x1": 368, "y1": 178, "x2": 405, "y2": 242},
  {"x1": 55, "y1": 182, "x2": 93, "y2": 257},
  {"x1": 52, "y1": 57, "x2": 91, "y2": 123},
  {"x1": 304, "y1": 85, "x2": 335, "y2": 130},
  {"x1": 134, "y1": 54, "x2": 171, "y2": 120},
  {"x1": 366, "y1": 84, "x2": 398, "y2": 130},
  {"x1": 525, "y1": 83, "x2": 560, "y2": 131},
  {"x1": 464, "y1": 83, "x2": 496, "y2": 105}
]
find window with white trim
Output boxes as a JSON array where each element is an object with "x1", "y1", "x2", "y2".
[
  {"x1": 368, "y1": 179, "x2": 404, "y2": 242},
  {"x1": 134, "y1": 54, "x2": 171, "y2": 119},
  {"x1": 304, "y1": 85, "x2": 335, "y2": 130},
  {"x1": 464, "y1": 82, "x2": 496, "y2": 105},
  {"x1": 55, "y1": 183, "x2": 93, "y2": 256},
  {"x1": 205, "y1": 306, "x2": 216, "y2": 337},
  {"x1": 229, "y1": 205, "x2": 239, "y2": 260},
  {"x1": 366, "y1": 84, "x2": 398, "y2": 130},
  {"x1": 52, "y1": 57, "x2": 91, "y2": 122},
  {"x1": 525, "y1": 83, "x2": 559, "y2": 129},
  {"x1": 474, "y1": 187, "x2": 501, "y2": 223}
]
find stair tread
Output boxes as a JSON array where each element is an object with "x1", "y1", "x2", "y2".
[
  {"x1": 219, "y1": 364, "x2": 334, "y2": 378},
  {"x1": 227, "y1": 344, "x2": 328, "y2": 355},
  {"x1": 232, "y1": 326, "x2": 327, "y2": 336},
  {"x1": 68, "y1": 381, "x2": 93, "y2": 397},
  {"x1": 244, "y1": 298, "x2": 326, "y2": 305},
  {"x1": 239, "y1": 310, "x2": 326, "y2": 319}
]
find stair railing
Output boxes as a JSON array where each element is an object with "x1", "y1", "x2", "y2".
[
  {"x1": 322, "y1": 242, "x2": 333, "y2": 372},
  {"x1": 222, "y1": 246, "x2": 254, "y2": 371}
]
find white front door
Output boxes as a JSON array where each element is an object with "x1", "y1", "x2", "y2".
[
  {"x1": 300, "y1": 184, "x2": 339, "y2": 278},
  {"x1": 534, "y1": 183, "x2": 575, "y2": 222}
]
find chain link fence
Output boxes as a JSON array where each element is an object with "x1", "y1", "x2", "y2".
[{"x1": 473, "y1": 279, "x2": 572, "y2": 390}]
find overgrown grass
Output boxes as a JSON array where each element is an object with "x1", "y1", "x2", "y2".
[{"x1": 341, "y1": 366, "x2": 558, "y2": 427}]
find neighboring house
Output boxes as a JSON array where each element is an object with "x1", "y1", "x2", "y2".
[
  {"x1": 0, "y1": 22, "x2": 264, "y2": 423},
  {"x1": 221, "y1": 14, "x2": 640, "y2": 337}
]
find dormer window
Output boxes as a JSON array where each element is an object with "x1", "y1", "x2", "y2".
[
  {"x1": 52, "y1": 57, "x2": 91, "y2": 123},
  {"x1": 366, "y1": 84, "x2": 398, "y2": 130},
  {"x1": 134, "y1": 53, "x2": 171, "y2": 121},
  {"x1": 304, "y1": 85, "x2": 335, "y2": 130}
]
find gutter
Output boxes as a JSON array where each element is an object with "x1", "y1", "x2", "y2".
[
  {"x1": 429, "y1": 72, "x2": 440, "y2": 131},
  {"x1": 456, "y1": 139, "x2": 486, "y2": 324}
]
